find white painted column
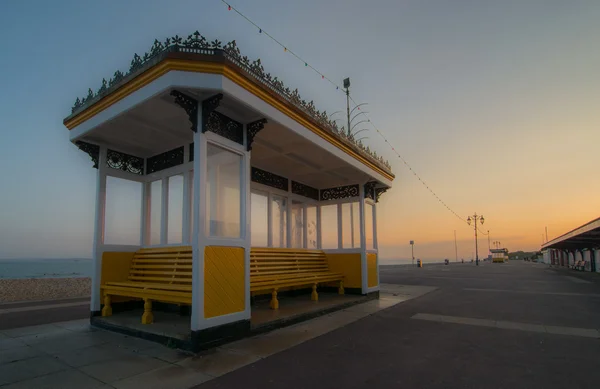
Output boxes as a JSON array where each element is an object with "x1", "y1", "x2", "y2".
[
  {"x1": 267, "y1": 192, "x2": 273, "y2": 247},
  {"x1": 191, "y1": 104, "x2": 205, "y2": 331},
  {"x1": 160, "y1": 177, "x2": 169, "y2": 244},
  {"x1": 91, "y1": 146, "x2": 107, "y2": 312},
  {"x1": 358, "y1": 185, "x2": 367, "y2": 294},
  {"x1": 595, "y1": 249, "x2": 600, "y2": 273},
  {"x1": 350, "y1": 203, "x2": 355, "y2": 248},
  {"x1": 373, "y1": 201, "x2": 379, "y2": 289},
  {"x1": 316, "y1": 205, "x2": 322, "y2": 249},
  {"x1": 286, "y1": 183, "x2": 292, "y2": 248},
  {"x1": 242, "y1": 124, "x2": 252, "y2": 317},
  {"x1": 337, "y1": 203, "x2": 343, "y2": 249},
  {"x1": 302, "y1": 204, "x2": 308, "y2": 249},
  {"x1": 182, "y1": 146, "x2": 191, "y2": 244}
]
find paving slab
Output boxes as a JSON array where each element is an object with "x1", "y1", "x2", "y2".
[
  {"x1": 178, "y1": 348, "x2": 261, "y2": 378},
  {"x1": 79, "y1": 354, "x2": 170, "y2": 384},
  {"x1": 112, "y1": 364, "x2": 211, "y2": 389},
  {"x1": 0, "y1": 355, "x2": 68, "y2": 386},
  {"x1": 53, "y1": 343, "x2": 135, "y2": 368},
  {"x1": 2, "y1": 368, "x2": 106, "y2": 389},
  {"x1": 0, "y1": 344, "x2": 43, "y2": 364}
]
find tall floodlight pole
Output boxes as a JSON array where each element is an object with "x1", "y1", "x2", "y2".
[
  {"x1": 467, "y1": 213, "x2": 485, "y2": 266},
  {"x1": 487, "y1": 230, "x2": 491, "y2": 255},
  {"x1": 410, "y1": 240, "x2": 415, "y2": 265}
]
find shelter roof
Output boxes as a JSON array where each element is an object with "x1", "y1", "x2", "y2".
[
  {"x1": 542, "y1": 217, "x2": 600, "y2": 250},
  {"x1": 63, "y1": 31, "x2": 393, "y2": 179}
]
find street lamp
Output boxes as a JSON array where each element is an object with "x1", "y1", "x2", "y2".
[
  {"x1": 410, "y1": 240, "x2": 415, "y2": 265},
  {"x1": 493, "y1": 241, "x2": 501, "y2": 249},
  {"x1": 467, "y1": 213, "x2": 485, "y2": 266}
]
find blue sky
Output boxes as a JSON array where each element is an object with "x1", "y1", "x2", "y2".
[{"x1": 1, "y1": 0, "x2": 599, "y2": 259}]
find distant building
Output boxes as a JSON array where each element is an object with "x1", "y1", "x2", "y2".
[{"x1": 542, "y1": 217, "x2": 600, "y2": 272}]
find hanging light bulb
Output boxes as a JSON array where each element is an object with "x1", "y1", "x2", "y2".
[{"x1": 228, "y1": 5, "x2": 231, "y2": 10}]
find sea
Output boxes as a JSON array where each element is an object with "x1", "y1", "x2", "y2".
[
  {"x1": 0, "y1": 257, "x2": 444, "y2": 279},
  {"x1": 0, "y1": 258, "x2": 93, "y2": 279}
]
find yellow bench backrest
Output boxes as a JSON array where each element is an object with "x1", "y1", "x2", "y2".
[
  {"x1": 250, "y1": 248, "x2": 330, "y2": 277},
  {"x1": 129, "y1": 246, "x2": 193, "y2": 285}
]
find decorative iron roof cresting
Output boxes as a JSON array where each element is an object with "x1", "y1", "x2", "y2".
[{"x1": 68, "y1": 31, "x2": 391, "y2": 173}]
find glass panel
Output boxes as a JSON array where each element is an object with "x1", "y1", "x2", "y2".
[
  {"x1": 206, "y1": 143, "x2": 242, "y2": 238},
  {"x1": 341, "y1": 203, "x2": 360, "y2": 248},
  {"x1": 306, "y1": 205, "x2": 317, "y2": 249},
  {"x1": 167, "y1": 175, "x2": 183, "y2": 244},
  {"x1": 271, "y1": 195, "x2": 287, "y2": 247},
  {"x1": 104, "y1": 176, "x2": 141, "y2": 245},
  {"x1": 365, "y1": 202, "x2": 374, "y2": 250},
  {"x1": 352, "y1": 202, "x2": 360, "y2": 248},
  {"x1": 251, "y1": 191, "x2": 268, "y2": 246},
  {"x1": 291, "y1": 200, "x2": 304, "y2": 248},
  {"x1": 149, "y1": 180, "x2": 162, "y2": 245},
  {"x1": 320, "y1": 204, "x2": 338, "y2": 249}
]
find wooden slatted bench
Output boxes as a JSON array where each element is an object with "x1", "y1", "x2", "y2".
[
  {"x1": 250, "y1": 248, "x2": 344, "y2": 309},
  {"x1": 100, "y1": 247, "x2": 344, "y2": 324},
  {"x1": 101, "y1": 246, "x2": 192, "y2": 324}
]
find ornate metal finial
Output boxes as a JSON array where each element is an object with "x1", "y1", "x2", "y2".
[
  {"x1": 201, "y1": 93, "x2": 223, "y2": 133},
  {"x1": 171, "y1": 90, "x2": 199, "y2": 132},
  {"x1": 247, "y1": 118, "x2": 267, "y2": 151},
  {"x1": 75, "y1": 141, "x2": 100, "y2": 169}
]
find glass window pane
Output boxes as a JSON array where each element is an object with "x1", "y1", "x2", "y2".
[
  {"x1": 168, "y1": 175, "x2": 183, "y2": 244},
  {"x1": 271, "y1": 195, "x2": 287, "y2": 247},
  {"x1": 104, "y1": 176, "x2": 141, "y2": 245},
  {"x1": 206, "y1": 144, "x2": 242, "y2": 238},
  {"x1": 341, "y1": 203, "x2": 353, "y2": 248},
  {"x1": 320, "y1": 204, "x2": 338, "y2": 249},
  {"x1": 365, "y1": 202, "x2": 374, "y2": 250},
  {"x1": 352, "y1": 202, "x2": 360, "y2": 248},
  {"x1": 251, "y1": 191, "x2": 268, "y2": 246},
  {"x1": 291, "y1": 200, "x2": 304, "y2": 248},
  {"x1": 306, "y1": 205, "x2": 317, "y2": 249},
  {"x1": 150, "y1": 180, "x2": 162, "y2": 245}
]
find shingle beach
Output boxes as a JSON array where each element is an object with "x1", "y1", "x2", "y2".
[{"x1": 0, "y1": 277, "x2": 91, "y2": 303}]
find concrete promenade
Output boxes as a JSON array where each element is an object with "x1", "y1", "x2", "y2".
[
  {"x1": 2, "y1": 261, "x2": 599, "y2": 388},
  {"x1": 199, "y1": 261, "x2": 600, "y2": 389}
]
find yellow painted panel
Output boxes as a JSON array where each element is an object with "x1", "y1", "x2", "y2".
[
  {"x1": 324, "y1": 253, "x2": 362, "y2": 288},
  {"x1": 367, "y1": 253, "x2": 378, "y2": 288},
  {"x1": 100, "y1": 252, "x2": 136, "y2": 302},
  {"x1": 204, "y1": 246, "x2": 245, "y2": 319}
]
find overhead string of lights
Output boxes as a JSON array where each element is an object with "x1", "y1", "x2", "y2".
[{"x1": 220, "y1": 0, "x2": 487, "y2": 234}]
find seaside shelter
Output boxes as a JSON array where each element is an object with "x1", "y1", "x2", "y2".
[
  {"x1": 490, "y1": 248, "x2": 508, "y2": 263},
  {"x1": 63, "y1": 32, "x2": 394, "y2": 348},
  {"x1": 542, "y1": 217, "x2": 600, "y2": 272}
]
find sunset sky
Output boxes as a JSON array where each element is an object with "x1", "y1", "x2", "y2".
[{"x1": 0, "y1": 0, "x2": 598, "y2": 261}]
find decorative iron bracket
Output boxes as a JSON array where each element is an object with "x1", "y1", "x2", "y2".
[
  {"x1": 320, "y1": 184, "x2": 359, "y2": 201},
  {"x1": 75, "y1": 141, "x2": 100, "y2": 169},
  {"x1": 201, "y1": 93, "x2": 223, "y2": 133},
  {"x1": 364, "y1": 181, "x2": 377, "y2": 201},
  {"x1": 247, "y1": 118, "x2": 267, "y2": 151},
  {"x1": 375, "y1": 187, "x2": 388, "y2": 202},
  {"x1": 171, "y1": 90, "x2": 199, "y2": 132}
]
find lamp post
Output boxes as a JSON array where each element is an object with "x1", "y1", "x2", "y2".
[
  {"x1": 410, "y1": 240, "x2": 415, "y2": 265},
  {"x1": 493, "y1": 241, "x2": 501, "y2": 249},
  {"x1": 467, "y1": 213, "x2": 485, "y2": 266}
]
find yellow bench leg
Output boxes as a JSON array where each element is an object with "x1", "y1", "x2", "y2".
[
  {"x1": 311, "y1": 284, "x2": 319, "y2": 301},
  {"x1": 338, "y1": 281, "x2": 345, "y2": 295},
  {"x1": 270, "y1": 289, "x2": 279, "y2": 310},
  {"x1": 141, "y1": 298, "x2": 154, "y2": 324},
  {"x1": 101, "y1": 295, "x2": 112, "y2": 317}
]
